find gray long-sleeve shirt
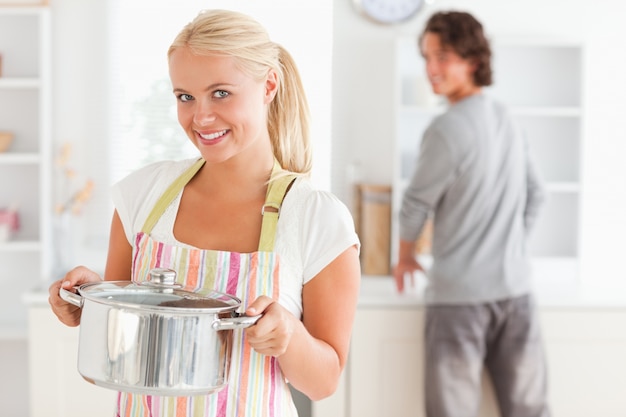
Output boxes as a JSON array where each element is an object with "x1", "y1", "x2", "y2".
[{"x1": 399, "y1": 94, "x2": 546, "y2": 304}]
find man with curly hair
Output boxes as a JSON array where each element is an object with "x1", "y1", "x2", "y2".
[{"x1": 394, "y1": 11, "x2": 550, "y2": 417}]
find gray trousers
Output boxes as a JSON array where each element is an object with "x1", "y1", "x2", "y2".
[{"x1": 424, "y1": 294, "x2": 550, "y2": 417}]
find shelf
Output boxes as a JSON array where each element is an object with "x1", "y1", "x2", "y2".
[
  {"x1": 0, "y1": 240, "x2": 41, "y2": 251},
  {"x1": 393, "y1": 36, "x2": 583, "y2": 261},
  {"x1": 398, "y1": 179, "x2": 580, "y2": 195},
  {"x1": 0, "y1": 5, "x2": 48, "y2": 15},
  {"x1": 0, "y1": 152, "x2": 40, "y2": 164},
  {"x1": 0, "y1": 78, "x2": 41, "y2": 89},
  {"x1": 399, "y1": 105, "x2": 443, "y2": 115},
  {"x1": 492, "y1": 37, "x2": 582, "y2": 48},
  {"x1": 510, "y1": 107, "x2": 582, "y2": 117},
  {"x1": 399, "y1": 105, "x2": 581, "y2": 118},
  {"x1": 0, "y1": 19, "x2": 50, "y2": 411},
  {"x1": 546, "y1": 182, "x2": 580, "y2": 193}
]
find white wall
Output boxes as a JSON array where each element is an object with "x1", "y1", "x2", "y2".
[{"x1": 331, "y1": 0, "x2": 626, "y2": 289}]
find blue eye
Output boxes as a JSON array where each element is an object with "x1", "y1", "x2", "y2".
[
  {"x1": 178, "y1": 94, "x2": 193, "y2": 102},
  {"x1": 213, "y1": 90, "x2": 229, "y2": 99}
]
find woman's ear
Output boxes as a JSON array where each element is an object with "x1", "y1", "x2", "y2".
[{"x1": 264, "y1": 69, "x2": 279, "y2": 104}]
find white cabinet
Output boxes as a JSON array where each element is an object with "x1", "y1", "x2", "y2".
[
  {"x1": 347, "y1": 307, "x2": 499, "y2": 417},
  {"x1": 0, "y1": 5, "x2": 51, "y2": 339},
  {"x1": 540, "y1": 309, "x2": 626, "y2": 416},
  {"x1": 319, "y1": 303, "x2": 626, "y2": 417},
  {"x1": 349, "y1": 307, "x2": 427, "y2": 416},
  {"x1": 28, "y1": 303, "x2": 116, "y2": 417},
  {"x1": 392, "y1": 37, "x2": 583, "y2": 269}
]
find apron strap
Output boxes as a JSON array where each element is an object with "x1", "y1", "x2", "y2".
[
  {"x1": 140, "y1": 158, "x2": 206, "y2": 234},
  {"x1": 258, "y1": 160, "x2": 297, "y2": 252},
  {"x1": 140, "y1": 158, "x2": 296, "y2": 252}
]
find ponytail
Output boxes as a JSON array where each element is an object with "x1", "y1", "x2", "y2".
[{"x1": 268, "y1": 45, "x2": 312, "y2": 176}]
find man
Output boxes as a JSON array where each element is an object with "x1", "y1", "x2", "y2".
[{"x1": 393, "y1": 10, "x2": 550, "y2": 417}]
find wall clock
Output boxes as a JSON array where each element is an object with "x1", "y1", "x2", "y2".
[{"x1": 353, "y1": 0, "x2": 425, "y2": 25}]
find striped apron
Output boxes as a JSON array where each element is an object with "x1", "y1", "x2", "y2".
[{"x1": 115, "y1": 159, "x2": 299, "y2": 417}]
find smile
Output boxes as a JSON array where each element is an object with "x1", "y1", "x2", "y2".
[{"x1": 199, "y1": 129, "x2": 228, "y2": 140}]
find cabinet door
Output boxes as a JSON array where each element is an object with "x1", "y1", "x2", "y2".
[
  {"x1": 28, "y1": 307, "x2": 116, "y2": 417},
  {"x1": 541, "y1": 309, "x2": 626, "y2": 417},
  {"x1": 349, "y1": 307, "x2": 501, "y2": 417},
  {"x1": 349, "y1": 308, "x2": 426, "y2": 417}
]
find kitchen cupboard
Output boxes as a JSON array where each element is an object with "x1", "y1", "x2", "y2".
[
  {"x1": 28, "y1": 303, "x2": 116, "y2": 417},
  {"x1": 345, "y1": 306, "x2": 626, "y2": 417},
  {"x1": 27, "y1": 280, "x2": 626, "y2": 417},
  {"x1": 348, "y1": 308, "x2": 499, "y2": 417},
  {"x1": 392, "y1": 37, "x2": 583, "y2": 275},
  {"x1": 311, "y1": 278, "x2": 626, "y2": 417},
  {"x1": 0, "y1": 5, "x2": 51, "y2": 340}
]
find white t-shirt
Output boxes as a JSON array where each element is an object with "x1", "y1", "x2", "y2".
[{"x1": 111, "y1": 158, "x2": 360, "y2": 317}]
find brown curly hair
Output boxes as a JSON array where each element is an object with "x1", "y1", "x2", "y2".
[{"x1": 419, "y1": 11, "x2": 493, "y2": 87}]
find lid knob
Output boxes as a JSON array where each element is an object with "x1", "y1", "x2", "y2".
[{"x1": 148, "y1": 268, "x2": 177, "y2": 286}]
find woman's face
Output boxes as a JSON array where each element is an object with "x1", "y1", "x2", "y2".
[
  {"x1": 168, "y1": 47, "x2": 278, "y2": 164},
  {"x1": 420, "y1": 32, "x2": 478, "y2": 104}
]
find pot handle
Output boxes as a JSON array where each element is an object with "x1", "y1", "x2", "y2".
[
  {"x1": 59, "y1": 287, "x2": 84, "y2": 308},
  {"x1": 212, "y1": 313, "x2": 262, "y2": 331}
]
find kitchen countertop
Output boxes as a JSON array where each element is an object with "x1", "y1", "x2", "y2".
[
  {"x1": 22, "y1": 258, "x2": 626, "y2": 310},
  {"x1": 357, "y1": 275, "x2": 626, "y2": 309},
  {"x1": 359, "y1": 256, "x2": 626, "y2": 309}
]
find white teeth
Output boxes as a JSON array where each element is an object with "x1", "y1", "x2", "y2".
[{"x1": 199, "y1": 130, "x2": 227, "y2": 140}]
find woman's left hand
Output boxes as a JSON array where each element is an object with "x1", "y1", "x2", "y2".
[{"x1": 244, "y1": 296, "x2": 300, "y2": 357}]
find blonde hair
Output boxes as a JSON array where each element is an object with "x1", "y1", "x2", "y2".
[{"x1": 168, "y1": 9, "x2": 312, "y2": 176}]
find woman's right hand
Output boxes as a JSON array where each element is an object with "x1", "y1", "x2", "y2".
[{"x1": 48, "y1": 266, "x2": 102, "y2": 327}]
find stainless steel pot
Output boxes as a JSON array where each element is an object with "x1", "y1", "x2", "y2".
[{"x1": 60, "y1": 268, "x2": 260, "y2": 396}]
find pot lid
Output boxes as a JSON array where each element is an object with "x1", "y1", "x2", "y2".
[{"x1": 77, "y1": 268, "x2": 241, "y2": 313}]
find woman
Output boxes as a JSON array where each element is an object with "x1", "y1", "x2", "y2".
[{"x1": 48, "y1": 9, "x2": 361, "y2": 416}]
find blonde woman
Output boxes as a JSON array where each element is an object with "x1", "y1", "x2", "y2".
[{"x1": 49, "y1": 9, "x2": 360, "y2": 416}]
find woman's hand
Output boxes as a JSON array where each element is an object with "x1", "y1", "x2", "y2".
[
  {"x1": 244, "y1": 296, "x2": 300, "y2": 357},
  {"x1": 48, "y1": 266, "x2": 103, "y2": 327}
]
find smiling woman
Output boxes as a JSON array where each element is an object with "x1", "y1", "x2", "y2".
[
  {"x1": 74, "y1": 0, "x2": 334, "y2": 266},
  {"x1": 26, "y1": 1, "x2": 335, "y2": 417},
  {"x1": 51, "y1": 6, "x2": 355, "y2": 416},
  {"x1": 107, "y1": 0, "x2": 332, "y2": 185}
]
